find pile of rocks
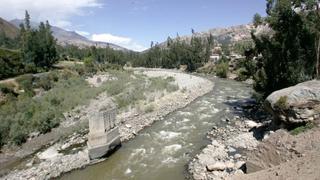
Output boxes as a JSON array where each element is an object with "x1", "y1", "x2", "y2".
[
  {"x1": 188, "y1": 117, "x2": 264, "y2": 180},
  {"x1": 3, "y1": 133, "x2": 89, "y2": 180}
]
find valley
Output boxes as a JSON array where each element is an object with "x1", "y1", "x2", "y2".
[{"x1": 1, "y1": 1, "x2": 320, "y2": 180}]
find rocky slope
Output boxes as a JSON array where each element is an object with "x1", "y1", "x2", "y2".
[
  {"x1": 0, "y1": 18, "x2": 19, "y2": 39},
  {"x1": 9, "y1": 19, "x2": 127, "y2": 51},
  {"x1": 229, "y1": 80, "x2": 320, "y2": 180},
  {"x1": 158, "y1": 24, "x2": 253, "y2": 49}
]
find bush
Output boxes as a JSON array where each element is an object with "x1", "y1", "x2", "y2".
[
  {"x1": 0, "y1": 83, "x2": 16, "y2": 95},
  {"x1": 36, "y1": 75, "x2": 53, "y2": 91},
  {"x1": 148, "y1": 77, "x2": 178, "y2": 93},
  {"x1": 144, "y1": 104, "x2": 155, "y2": 113},
  {"x1": 236, "y1": 67, "x2": 249, "y2": 81},
  {"x1": 84, "y1": 57, "x2": 97, "y2": 74},
  {"x1": 0, "y1": 48, "x2": 24, "y2": 80},
  {"x1": 0, "y1": 74, "x2": 99, "y2": 147},
  {"x1": 115, "y1": 89, "x2": 145, "y2": 109},
  {"x1": 99, "y1": 63, "x2": 123, "y2": 71},
  {"x1": 33, "y1": 108, "x2": 60, "y2": 133},
  {"x1": 291, "y1": 122, "x2": 315, "y2": 135},
  {"x1": 72, "y1": 64, "x2": 86, "y2": 76},
  {"x1": 16, "y1": 74, "x2": 35, "y2": 96},
  {"x1": 215, "y1": 62, "x2": 229, "y2": 78},
  {"x1": 9, "y1": 123, "x2": 28, "y2": 145},
  {"x1": 275, "y1": 96, "x2": 288, "y2": 110}
]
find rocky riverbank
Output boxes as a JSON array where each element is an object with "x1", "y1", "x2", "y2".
[
  {"x1": 188, "y1": 98, "x2": 272, "y2": 179},
  {"x1": 1, "y1": 69, "x2": 214, "y2": 180},
  {"x1": 189, "y1": 79, "x2": 320, "y2": 180}
]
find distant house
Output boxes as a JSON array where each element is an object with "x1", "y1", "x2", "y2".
[
  {"x1": 230, "y1": 53, "x2": 244, "y2": 60},
  {"x1": 210, "y1": 54, "x2": 221, "y2": 63}
]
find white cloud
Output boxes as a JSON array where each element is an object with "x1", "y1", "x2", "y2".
[
  {"x1": 91, "y1": 33, "x2": 147, "y2": 52},
  {"x1": 0, "y1": 0, "x2": 102, "y2": 28},
  {"x1": 76, "y1": 30, "x2": 90, "y2": 37}
]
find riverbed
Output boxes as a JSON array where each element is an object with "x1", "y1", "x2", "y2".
[{"x1": 61, "y1": 77, "x2": 253, "y2": 180}]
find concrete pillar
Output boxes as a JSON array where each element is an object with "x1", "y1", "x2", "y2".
[{"x1": 87, "y1": 100, "x2": 121, "y2": 159}]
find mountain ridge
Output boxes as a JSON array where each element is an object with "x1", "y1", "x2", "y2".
[
  {"x1": 156, "y1": 24, "x2": 253, "y2": 49},
  {"x1": 9, "y1": 19, "x2": 128, "y2": 51},
  {"x1": 0, "y1": 17, "x2": 19, "y2": 39}
]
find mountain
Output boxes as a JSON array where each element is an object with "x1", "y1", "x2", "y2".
[
  {"x1": 10, "y1": 19, "x2": 127, "y2": 51},
  {"x1": 158, "y1": 24, "x2": 253, "y2": 49},
  {"x1": 200, "y1": 24, "x2": 253, "y2": 44},
  {"x1": 0, "y1": 17, "x2": 19, "y2": 39}
]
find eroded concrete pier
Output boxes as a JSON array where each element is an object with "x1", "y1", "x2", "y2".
[{"x1": 87, "y1": 100, "x2": 121, "y2": 159}]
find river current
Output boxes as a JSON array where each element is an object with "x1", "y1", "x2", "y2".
[{"x1": 61, "y1": 77, "x2": 253, "y2": 180}]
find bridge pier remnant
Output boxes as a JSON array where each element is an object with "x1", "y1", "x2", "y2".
[{"x1": 87, "y1": 100, "x2": 121, "y2": 159}]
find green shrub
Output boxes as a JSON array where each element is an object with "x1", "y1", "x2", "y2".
[
  {"x1": 0, "y1": 83, "x2": 16, "y2": 95},
  {"x1": 291, "y1": 122, "x2": 315, "y2": 135},
  {"x1": 0, "y1": 48, "x2": 24, "y2": 80},
  {"x1": 36, "y1": 75, "x2": 53, "y2": 91},
  {"x1": 275, "y1": 96, "x2": 288, "y2": 110},
  {"x1": 9, "y1": 123, "x2": 28, "y2": 145},
  {"x1": 115, "y1": 89, "x2": 145, "y2": 109},
  {"x1": 104, "y1": 81, "x2": 126, "y2": 96},
  {"x1": 99, "y1": 63, "x2": 123, "y2": 71},
  {"x1": 148, "y1": 77, "x2": 178, "y2": 93},
  {"x1": 236, "y1": 67, "x2": 249, "y2": 81},
  {"x1": 16, "y1": 74, "x2": 35, "y2": 96},
  {"x1": 84, "y1": 57, "x2": 97, "y2": 74},
  {"x1": 33, "y1": 108, "x2": 60, "y2": 133},
  {"x1": 144, "y1": 104, "x2": 155, "y2": 113},
  {"x1": 72, "y1": 64, "x2": 86, "y2": 76},
  {"x1": 215, "y1": 62, "x2": 229, "y2": 78}
]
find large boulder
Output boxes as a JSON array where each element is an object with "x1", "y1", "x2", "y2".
[{"x1": 265, "y1": 80, "x2": 320, "y2": 125}]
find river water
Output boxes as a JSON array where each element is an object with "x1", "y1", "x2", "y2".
[{"x1": 61, "y1": 78, "x2": 253, "y2": 180}]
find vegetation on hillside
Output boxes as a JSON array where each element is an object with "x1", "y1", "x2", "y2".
[
  {"x1": 131, "y1": 32, "x2": 215, "y2": 71},
  {"x1": 0, "y1": 11, "x2": 58, "y2": 79},
  {"x1": 250, "y1": 0, "x2": 320, "y2": 97},
  {"x1": 0, "y1": 67, "x2": 177, "y2": 147}
]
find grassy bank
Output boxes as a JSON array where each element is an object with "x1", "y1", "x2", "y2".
[{"x1": 0, "y1": 69, "x2": 178, "y2": 147}]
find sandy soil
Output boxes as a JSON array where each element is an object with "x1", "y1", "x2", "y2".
[
  {"x1": 232, "y1": 150, "x2": 320, "y2": 180},
  {"x1": 231, "y1": 127, "x2": 320, "y2": 180}
]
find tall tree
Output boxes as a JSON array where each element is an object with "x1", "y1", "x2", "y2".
[
  {"x1": 19, "y1": 11, "x2": 58, "y2": 71},
  {"x1": 252, "y1": 0, "x2": 317, "y2": 96},
  {"x1": 253, "y1": 13, "x2": 263, "y2": 27}
]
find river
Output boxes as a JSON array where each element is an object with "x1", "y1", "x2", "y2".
[{"x1": 61, "y1": 77, "x2": 253, "y2": 180}]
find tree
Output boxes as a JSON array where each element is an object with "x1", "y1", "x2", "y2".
[
  {"x1": 253, "y1": 13, "x2": 263, "y2": 27},
  {"x1": 20, "y1": 11, "x2": 36, "y2": 71},
  {"x1": 252, "y1": 0, "x2": 317, "y2": 96},
  {"x1": 19, "y1": 11, "x2": 58, "y2": 71}
]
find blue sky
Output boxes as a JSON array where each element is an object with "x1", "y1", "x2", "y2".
[{"x1": 0, "y1": 0, "x2": 267, "y2": 51}]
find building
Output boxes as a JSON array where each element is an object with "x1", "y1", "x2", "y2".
[{"x1": 210, "y1": 54, "x2": 221, "y2": 63}]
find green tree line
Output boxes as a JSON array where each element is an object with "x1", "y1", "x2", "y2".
[
  {"x1": 249, "y1": 0, "x2": 320, "y2": 97},
  {"x1": 0, "y1": 11, "x2": 58, "y2": 79},
  {"x1": 131, "y1": 32, "x2": 215, "y2": 71}
]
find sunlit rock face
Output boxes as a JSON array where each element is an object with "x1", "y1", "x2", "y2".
[{"x1": 265, "y1": 80, "x2": 320, "y2": 125}]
